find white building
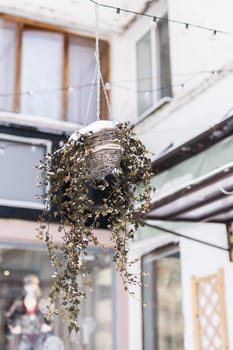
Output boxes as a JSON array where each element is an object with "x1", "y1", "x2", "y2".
[
  {"x1": 115, "y1": 1, "x2": 233, "y2": 350},
  {"x1": 0, "y1": 0, "x2": 233, "y2": 349}
]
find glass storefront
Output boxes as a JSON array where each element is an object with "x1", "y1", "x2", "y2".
[
  {"x1": 142, "y1": 245, "x2": 184, "y2": 350},
  {"x1": 0, "y1": 245, "x2": 114, "y2": 350}
]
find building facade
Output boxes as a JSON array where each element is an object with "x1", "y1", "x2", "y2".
[
  {"x1": 1, "y1": 0, "x2": 233, "y2": 349},
  {"x1": 0, "y1": 4, "x2": 116, "y2": 349},
  {"x1": 112, "y1": 0, "x2": 233, "y2": 349}
]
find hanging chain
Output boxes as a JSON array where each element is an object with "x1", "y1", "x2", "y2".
[
  {"x1": 100, "y1": 72, "x2": 116, "y2": 124},
  {"x1": 95, "y1": 2, "x2": 101, "y2": 121},
  {"x1": 84, "y1": 66, "x2": 97, "y2": 126},
  {"x1": 94, "y1": 1, "x2": 115, "y2": 123}
]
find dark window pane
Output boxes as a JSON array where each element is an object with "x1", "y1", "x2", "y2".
[
  {"x1": 157, "y1": 16, "x2": 172, "y2": 99},
  {"x1": 0, "y1": 135, "x2": 51, "y2": 208},
  {"x1": 142, "y1": 246, "x2": 184, "y2": 350},
  {"x1": 136, "y1": 31, "x2": 153, "y2": 116}
]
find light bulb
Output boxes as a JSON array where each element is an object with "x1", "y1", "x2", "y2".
[
  {"x1": 182, "y1": 23, "x2": 190, "y2": 36},
  {"x1": 105, "y1": 82, "x2": 111, "y2": 91}
]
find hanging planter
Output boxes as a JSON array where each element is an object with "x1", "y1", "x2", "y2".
[
  {"x1": 69, "y1": 121, "x2": 124, "y2": 180},
  {"x1": 36, "y1": 121, "x2": 152, "y2": 332}
]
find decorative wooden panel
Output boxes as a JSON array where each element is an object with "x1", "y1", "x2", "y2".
[{"x1": 192, "y1": 269, "x2": 228, "y2": 350}]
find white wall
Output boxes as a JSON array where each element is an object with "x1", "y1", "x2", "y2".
[
  {"x1": 112, "y1": 2, "x2": 233, "y2": 349},
  {"x1": 1, "y1": 1, "x2": 233, "y2": 349},
  {"x1": 130, "y1": 0, "x2": 233, "y2": 153},
  {"x1": 128, "y1": 223, "x2": 233, "y2": 350},
  {"x1": 168, "y1": 0, "x2": 233, "y2": 80},
  {"x1": 110, "y1": 0, "x2": 233, "y2": 152},
  {"x1": 135, "y1": 70, "x2": 233, "y2": 154},
  {"x1": 179, "y1": 223, "x2": 233, "y2": 350},
  {"x1": 0, "y1": 0, "x2": 153, "y2": 34}
]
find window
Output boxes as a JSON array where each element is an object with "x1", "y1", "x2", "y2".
[
  {"x1": 0, "y1": 245, "x2": 114, "y2": 350},
  {"x1": 0, "y1": 17, "x2": 110, "y2": 124},
  {"x1": 136, "y1": 15, "x2": 172, "y2": 117},
  {"x1": 0, "y1": 134, "x2": 51, "y2": 209},
  {"x1": 20, "y1": 30, "x2": 64, "y2": 120},
  {"x1": 0, "y1": 20, "x2": 17, "y2": 112},
  {"x1": 142, "y1": 245, "x2": 184, "y2": 350},
  {"x1": 67, "y1": 36, "x2": 97, "y2": 125}
]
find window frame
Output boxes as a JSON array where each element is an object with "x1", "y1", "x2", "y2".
[
  {"x1": 0, "y1": 133, "x2": 52, "y2": 210},
  {"x1": 135, "y1": 17, "x2": 172, "y2": 120},
  {"x1": 0, "y1": 242, "x2": 116, "y2": 350},
  {"x1": 141, "y1": 243, "x2": 184, "y2": 350},
  {"x1": 0, "y1": 124, "x2": 69, "y2": 221},
  {"x1": 0, "y1": 14, "x2": 110, "y2": 122}
]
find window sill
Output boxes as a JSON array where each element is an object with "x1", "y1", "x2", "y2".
[
  {"x1": 0, "y1": 110, "x2": 79, "y2": 134},
  {"x1": 135, "y1": 97, "x2": 172, "y2": 125}
]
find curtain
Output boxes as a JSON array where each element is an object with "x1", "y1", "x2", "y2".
[
  {"x1": 20, "y1": 30, "x2": 63, "y2": 120},
  {"x1": 0, "y1": 20, "x2": 17, "y2": 112},
  {"x1": 68, "y1": 36, "x2": 97, "y2": 125}
]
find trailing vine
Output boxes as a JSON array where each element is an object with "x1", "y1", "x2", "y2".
[{"x1": 36, "y1": 122, "x2": 152, "y2": 332}]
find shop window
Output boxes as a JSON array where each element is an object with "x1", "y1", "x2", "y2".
[
  {"x1": 142, "y1": 244, "x2": 184, "y2": 350},
  {"x1": 0, "y1": 134, "x2": 51, "y2": 209},
  {"x1": 136, "y1": 15, "x2": 172, "y2": 118},
  {"x1": 0, "y1": 245, "x2": 114, "y2": 350},
  {"x1": 0, "y1": 17, "x2": 110, "y2": 124}
]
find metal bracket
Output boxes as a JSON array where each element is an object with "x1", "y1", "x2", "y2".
[{"x1": 226, "y1": 222, "x2": 233, "y2": 261}]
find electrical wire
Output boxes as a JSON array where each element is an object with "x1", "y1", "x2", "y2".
[
  {"x1": 144, "y1": 221, "x2": 229, "y2": 252},
  {"x1": 0, "y1": 68, "x2": 231, "y2": 99},
  {"x1": 94, "y1": 2, "x2": 101, "y2": 121},
  {"x1": 88, "y1": 0, "x2": 233, "y2": 37}
]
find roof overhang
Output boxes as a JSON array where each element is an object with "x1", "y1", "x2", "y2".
[
  {"x1": 152, "y1": 114, "x2": 233, "y2": 174},
  {"x1": 148, "y1": 115, "x2": 233, "y2": 224}
]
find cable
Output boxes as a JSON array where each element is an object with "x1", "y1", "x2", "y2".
[
  {"x1": 108, "y1": 69, "x2": 230, "y2": 85},
  {"x1": 0, "y1": 82, "x2": 95, "y2": 98},
  {"x1": 95, "y1": 2, "x2": 101, "y2": 121},
  {"x1": 143, "y1": 221, "x2": 229, "y2": 252},
  {"x1": 100, "y1": 70, "x2": 114, "y2": 122},
  {"x1": 88, "y1": 0, "x2": 233, "y2": 37},
  {"x1": 0, "y1": 68, "x2": 231, "y2": 100},
  {"x1": 84, "y1": 67, "x2": 97, "y2": 126}
]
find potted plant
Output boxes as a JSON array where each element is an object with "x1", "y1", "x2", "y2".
[{"x1": 36, "y1": 121, "x2": 152, "y2": 332}]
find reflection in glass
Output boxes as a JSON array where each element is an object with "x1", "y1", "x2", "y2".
[
  {"x1": 142, "y1": 245, "x2": 184, "y2": 350},
  {"x1": 136, "y1": 31, "x2": 153, "y2": 117},
  {"x1": 0, "y1": 246, "x2": 113, "y2": 350},
  {"x1": 6, "y1": 274, "x2": 54, "y2": 350},
  {"x1": 0, "y1": 136, "x2": 49, "y2": 207}
]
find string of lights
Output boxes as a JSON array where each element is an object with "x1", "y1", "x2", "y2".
[
  {"x1": 0, "y1": 68, "x2": 232, "y2": 99},
  {"x1": 89, "y1": 0, "x2": 233, "y2": 37},
  {"x1": 110, "y1": 68, "x2": 232, "y2": 84}
]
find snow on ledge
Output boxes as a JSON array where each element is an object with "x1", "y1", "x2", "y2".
[
  {"x1": 0, "y1": 111, "x2": 80, "y2": 134},
  {"x1": 69, "y1": 120, "x2": 118, "y2": 141}
]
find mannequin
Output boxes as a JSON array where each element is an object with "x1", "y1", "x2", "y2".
[{"x1": 6, "y1": 275, "x2": 52, "y2": 350}]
